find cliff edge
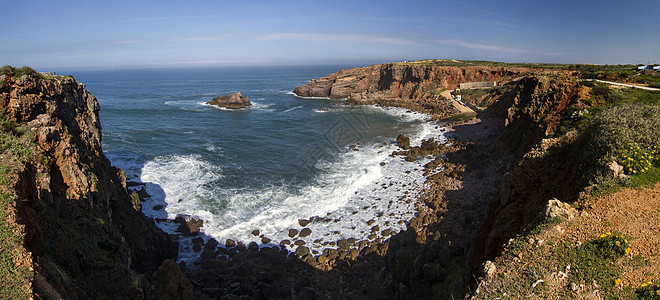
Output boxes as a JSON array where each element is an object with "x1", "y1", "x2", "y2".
[
  {"x1": 0, "y1": 67, "x2": 182, "y2": 299},
  {"x1": 293, "y1": 63, "x2": 539, "y2": 117}
]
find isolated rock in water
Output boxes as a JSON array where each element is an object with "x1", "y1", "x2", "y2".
[
  {"x1": 174, "y1": 214, "x2": 204, "y2": 236},
  {"x1": 396, "y1": 134, "x2": 411, "y2": 149},
  {"x1": 207, "y1": 92, "x2": 251, "y2": 109}
]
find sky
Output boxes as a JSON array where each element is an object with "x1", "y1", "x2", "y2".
[{"x1": 2, "y1": 0, "x2": 659, "y2": 70}]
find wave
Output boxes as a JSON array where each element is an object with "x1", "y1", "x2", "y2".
[
  {"x1": 131, "y1": 123, "x2": 447, "y2": 262},
  {"x1": 283, "y1": 105, "x2": 303, "y2": 113}
]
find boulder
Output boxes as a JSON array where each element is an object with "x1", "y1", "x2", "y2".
[
  {"x1": 396, "y1": 134, "x2": 411, "y2": 149},
  {"x1": 541, "y1": 198, "x2": 577, "y2": 220},
  {"x1": 174, "y1": 214, "x2": 203, "y2": 236},
  {"x1": 299, "y1": 228, "x2": 312, "y2": 237},
  {"x1": 206, "y1": 92, "x2": 251, "y2": 109},
  {"x1": 152, "y1": 259, "x2": 193, "y2": 300}
]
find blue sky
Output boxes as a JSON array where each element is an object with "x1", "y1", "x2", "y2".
[{"x1": 2, "y1": 0, "x2": 659, "y2": 69}]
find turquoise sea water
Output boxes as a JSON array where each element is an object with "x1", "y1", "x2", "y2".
[{"x1": 70, "y1": 65, "x2": 447, "y2": 259}]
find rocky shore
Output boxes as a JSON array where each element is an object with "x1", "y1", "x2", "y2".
[{"x1": 2, "y1": 63, "x2": 601, "y2": 299}]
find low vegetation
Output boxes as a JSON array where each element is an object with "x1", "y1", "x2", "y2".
[
  {"x1": 0, "y1": 110, "x2": 36, "y2": 299},
  {"x1": 1, "y1": 65, "x2": 44, "y2": 79}
]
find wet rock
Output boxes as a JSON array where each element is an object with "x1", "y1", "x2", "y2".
[
  {"x1": 324, "y1": 248, "x2": 339, "y2": 260},
  {"x1": 192, "y1": 237, "x2": 204, "y2": 245},
  {"x1": 367, "y1": 219, "x2": 375, "y2": 225},
  {"x1": 280, "y1": 240, "x2": 291, "y2": 247},
  {"x1": 295, "y1": 246, "x2": 310, "y2": 257},
  {"x1": 192, "y1": 244, "x2": 202, "y2": 252},
  {"x1": 206, "y1": 92, "x2": 251, "y2": 109},
  {"x1": 136, "y1": 187, "x2": 150, "y2": 199},
  {"x1": 381, "y1": 228, "x2": 392, "y2": 236},
  {"x1": 347, "y1": 238, "x2": 357, "y2": 245},
  {"x1": 204, "y1": 238, "x2": 218, "y2": 250},
  {"x1": 236, "y1": 242, "x2": 246, "y2": 252},
  {"x1": 299, "y1": 219, "x2": 311, "y2": 227},
  {"x1": 225, "y1": 239, "x2": 236, "y2": 248},
  {"x1": 299, "y1": 228, "x2": 312, "y2": 237},
  {"x1": 396, "y1": 134, "x2": 411, "y2": 149},
  {"x1": 289, "y1": 229, "x2": 299, "y2": 238},
  {"x1": 294, "y1": 240, "x2": 306, "y2": 246},
  {"x1": 371, "y1": 225, "x2": 380, "y2": 233},
  {"x1": 153, "y1": 204, "x2": 164, "y2": 211},
  {"x1": 248, "y1": 242, "x2": 259, "y2": 252},
  {"x1": 251, "y1": 230, "x2": 260, "y2": 236},
  {"x1": 261, "y1": 237, "x2": 272, "y2": 244},
  {"x1": 337, "y1": 239, "x2": 349, "y2": 250},
  {"x1": 174, "y1": 214, "x2": 204, "y2": 236}
]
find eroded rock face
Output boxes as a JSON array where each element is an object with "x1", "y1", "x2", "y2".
[
  {"x1": 207, "y1": 92, "x2": 251, "y2": 109},
  {"x1": 293, "y1": 63, "x2": 537, "y2": 117},
  {"x1": 1, "y1": 72, "x2": 178, "y2": 298}
]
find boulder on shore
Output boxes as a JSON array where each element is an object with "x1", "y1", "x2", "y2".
[{"x1": 206, "y1": 92, "x2": 251, "y2": 109}]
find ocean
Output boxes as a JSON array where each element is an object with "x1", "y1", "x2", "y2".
[{"x1": 69, "y1": 65, "x2": 447, "y2": 260}]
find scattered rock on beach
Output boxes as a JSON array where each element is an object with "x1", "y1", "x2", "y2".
[
  {"x1": 288, "y1": 229, "x2": 298, "y2": 238},
  {"x1": 299, "y1": 228, "x2": 312, "y2": 237}
]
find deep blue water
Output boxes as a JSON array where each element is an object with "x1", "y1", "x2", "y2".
[{"x1": 68, "y1": 66, "x2": 446, "y2": 258}]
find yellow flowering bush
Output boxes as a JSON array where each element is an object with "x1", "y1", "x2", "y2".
[
  {"x1": 618, "y1": 143, "x2": 658, "y2": 175},
  {"x1": 636, "y1": 281, "x2": 660, "y2": 299},
  {"x1": 594, "y1": 232, "x2": 630, "y2": 259}
]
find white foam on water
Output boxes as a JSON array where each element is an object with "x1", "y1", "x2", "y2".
[
  {"x1": 283, "y1": 105, "x2": 304, "y2": 113},
  {"x1": 132, "y1": 112, "x2": 448, "y2": 263}
]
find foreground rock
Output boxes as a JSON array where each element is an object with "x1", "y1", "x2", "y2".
[
  {"x1": 206, "y1": 92, "x2": 251, "y2": 109},
  {"x1": 0, "y1": 68, "x2": 178, "y2": 298}
]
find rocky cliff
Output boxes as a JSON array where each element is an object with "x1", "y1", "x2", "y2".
[
  {"x1": 0, "y1": 69, "x2": 181, "y2": 299},
  {"x1": 293, "y1": 63, "x2": 538, "y2": 117}
]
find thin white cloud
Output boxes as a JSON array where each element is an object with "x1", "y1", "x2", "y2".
[
  {"x1": 258, "y1": 33, "x2": 421, "y2": 46},
  {"x1": 114, "y1": 39, "x2": 144, "y2": 45},
  {"x1": 436, "y1": 39, "x2": 534, "y2": 54}
]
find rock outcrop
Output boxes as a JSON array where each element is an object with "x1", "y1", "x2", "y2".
[
  {"x1": 293, "y1": 63, "x2": 540, "y2": 117},
  {"x1": 207, "y1": 92, "x2": 251, "y2": 109},
  {"x1": 0, "y1": 70, "x2": 181, "y2": 298}
]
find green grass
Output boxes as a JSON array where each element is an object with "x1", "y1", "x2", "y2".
[
  {"x1": 0, "y1": 110, "x2": 34, "y2": 299},
  {"x1": 445, "y1": 113, "x2": 474, "y2": 122}
]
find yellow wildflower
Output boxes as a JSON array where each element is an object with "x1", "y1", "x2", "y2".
[{"x1": 615, "y1": 278, "x2": 621, "y2": 285}]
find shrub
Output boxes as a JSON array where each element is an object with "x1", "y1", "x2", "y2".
[
  {"x1": 618, "y1": 143, "x2": 659, "y2": 175},
  {"x1": 636, "y1": 281, "x2": 660, "y2": 299},
  {"x1": 579, "y1": 104, "x2": 660, "y2": 182},
  {"x1": 0, "y1": 65, "x2": 43, "y2": 79},
  {"x1": 593, "y1": 232, "x2": 630, "y2": 259}
]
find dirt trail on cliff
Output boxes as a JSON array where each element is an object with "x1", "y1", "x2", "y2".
[{"x1": 441, "y1": 89, "x2": 475, "y2": 116}]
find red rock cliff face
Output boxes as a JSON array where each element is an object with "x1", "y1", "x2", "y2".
[
  {"x1": 468, "y1": 75, "x2": 592, "y2": 278},
  {"x1": 293, "y1": 63, "x2": 535, "y2": 116},
  {"x1": 485, "y1": 75, "x2": 590, "y2": 155},
  {"x1": 1, "y1": 73, "x2": 178, "y2": 298}
]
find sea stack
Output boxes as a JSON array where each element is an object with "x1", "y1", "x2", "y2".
[{"x1": 207, "y1": 92, "x2": 251, "y2": 109}]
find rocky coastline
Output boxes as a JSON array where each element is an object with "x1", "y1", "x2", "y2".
[{"x1": 2, "y1": 63, "x2": 601, "y2": 299}]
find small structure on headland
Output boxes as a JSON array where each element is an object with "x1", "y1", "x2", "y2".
[
  {"x1": 459, "y1": 81, "x2": 497, "y2": 89},
  {"x1": 206, "y1": 92, "x2": 251, "y2": 109},
  {"x1": 39, "y1": 71, "x2": 55, "y2": 76}
]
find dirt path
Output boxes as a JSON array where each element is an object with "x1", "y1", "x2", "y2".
[{"x1": 442, "y1": 89, "x2": 476, "y2": 115}]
